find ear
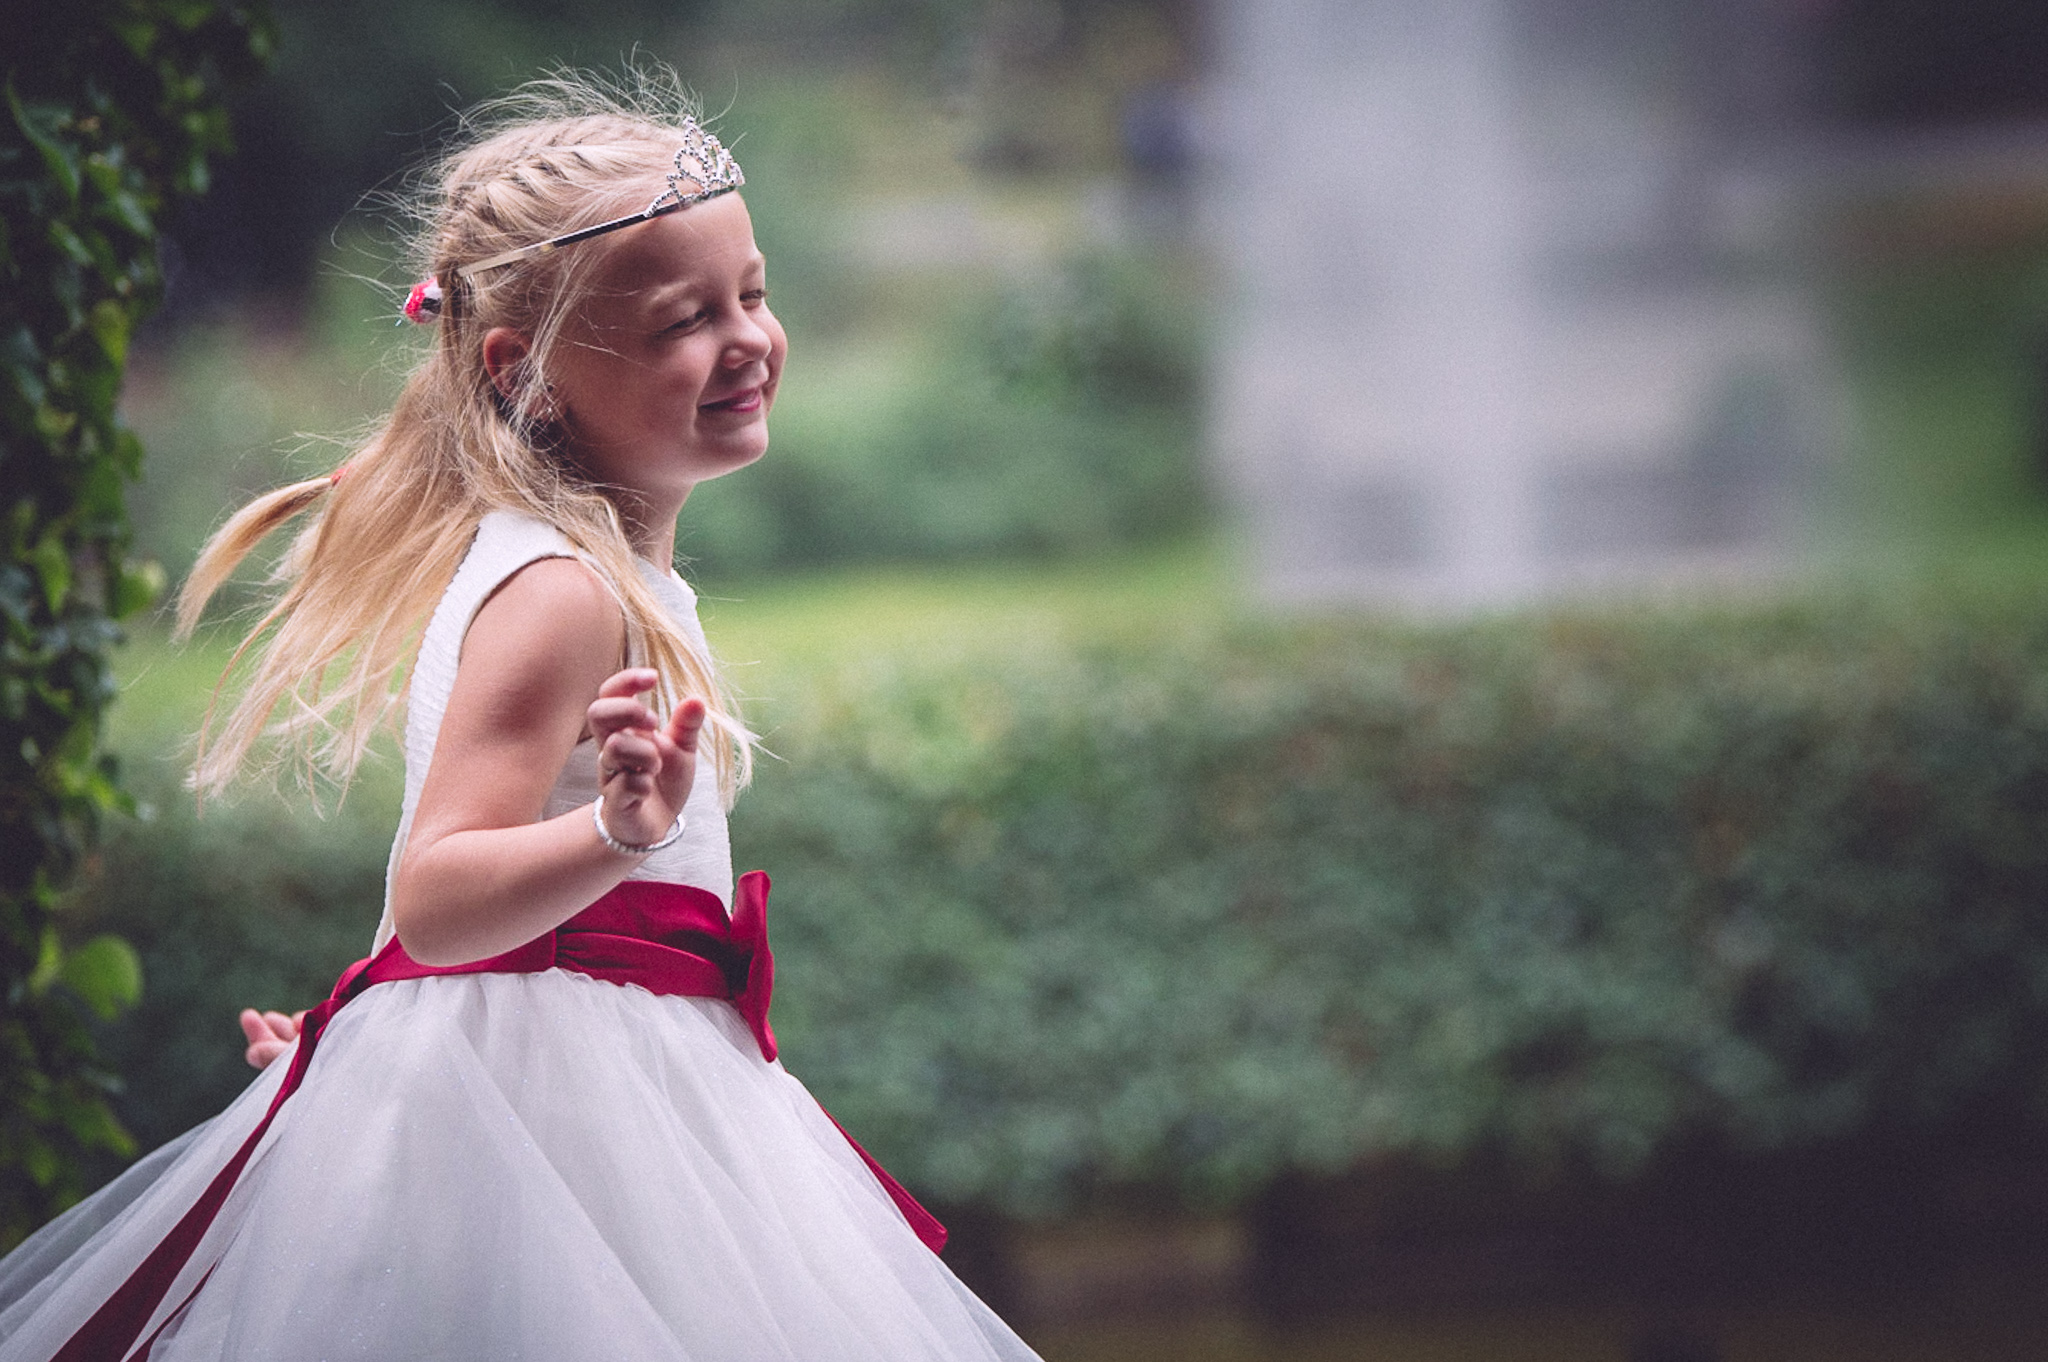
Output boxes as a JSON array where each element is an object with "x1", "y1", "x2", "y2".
[{"x1": 481, "y1": 327, "x2": 535, "y2": 406}]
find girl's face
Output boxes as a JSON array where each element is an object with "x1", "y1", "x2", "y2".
[{"x1": 545, "y1": 192, "x2": 786, "y2": 527}]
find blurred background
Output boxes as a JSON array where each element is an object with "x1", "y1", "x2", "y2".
[{"x1": 66, "y1": 0, "x2": 2048, "y2": 1358}]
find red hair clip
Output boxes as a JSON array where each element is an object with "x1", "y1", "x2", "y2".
[{"x1": 401, "y1": 278, "x2": 444, "y2": 324}]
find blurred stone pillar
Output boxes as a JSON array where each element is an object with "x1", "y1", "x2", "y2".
[{"x1": 1205, "y1": 0, "x2": 1832, "y2": 607}]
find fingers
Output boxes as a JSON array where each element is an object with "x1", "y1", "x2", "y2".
[
  {"x1": 240, "y1": 1008, "x2": 299, "y2": 1071},
  {"x1": 598, "y1": 737, "x2": 659, "y2": 802},
  {"x1": 589, "y1": 680, "x2": 705, "y2": 840},
  {"x1": 664, "y1": 696, "x2": 707, "y2": 751},
  {"x1": 240, "y1": 1009, "x2": 295, "y2": 1043},
  {"x1": 588, "y1": 696, "x2": 657, "y2": 742},
  {"x1": 589, "y1": 670, "x2": 661, "y2": 745},
  {"x1": 596, "y1": 667, "x2": 660, "y2": 701},
  {"x1": 590, "y1": 688, "x2": 705, "y2": 774},
  {"x1": 648, "y1": 699, "x2": 704, "y2": 797}
]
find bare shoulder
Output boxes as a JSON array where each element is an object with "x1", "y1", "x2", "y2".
[
  {"x1": 457, "y1": 555, "x2": 626, "y2": 719},
  {"x1": 471, "y1": 555, "x2": 622, "y2": 642}
]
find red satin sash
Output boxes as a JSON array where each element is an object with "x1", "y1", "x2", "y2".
[{"x1": 54, "y1": 870, "x2": 945, "y2": 1362}]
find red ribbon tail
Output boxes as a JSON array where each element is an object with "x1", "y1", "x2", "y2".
[
  {"x1": 818, "y1": 1106, "x2": 948, "y2": 1255},
  {"x1": 53, "y1": 994, "x2": 344, "y2": 1361},
  {"x1": 731, "y1": 870, "x2": 777, "y2": 1062}
]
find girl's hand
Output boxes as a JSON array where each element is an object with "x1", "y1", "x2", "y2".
[
  {"x1": 586, "y1": 668, "x2": 707, "y2": 851},
  {"x1": 239, "y1": 1008, "x2": 305, "y2": 1070}
]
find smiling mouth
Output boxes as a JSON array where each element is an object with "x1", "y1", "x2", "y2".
[{"x1": 700, "y1": 388, "x2": 762, "y2": 414}]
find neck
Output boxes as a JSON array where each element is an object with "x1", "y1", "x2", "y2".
[
  {"x1": 621, "y1": 515, "x2": 678, "y2": 569},
  {"x1": 637, "y1": 524, "x2": 677, "y2": 568},
  {"x1": 617, "y1": 488, "x2": 686, "y2": 568}
]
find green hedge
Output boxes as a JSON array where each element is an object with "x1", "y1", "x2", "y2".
[
  {"x1": 743, "y1": 594, "x2": 2048, "y2": 1211},
  {"x1": 72, "y1": 587, "x2": 2048, "y2": 1215},
  {"x1": 74, "y1": 784, "x2": 388, "y2": 1155},
  {"x1": 1, "y1": 0, "x2": 267, "y2": 1245}
]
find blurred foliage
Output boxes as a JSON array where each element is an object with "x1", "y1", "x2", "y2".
[
  {"x1": 73, "y1": 581, "x2": 2048, "y2": 1217},
  {"x1": 121, "y1": 258, "x2": 413, "y2": 590},
  {"x1": 167, "y1": 0, "x2": 1184, "y2": 308},
  {"x1": 118, "y1": 3, "x2": 1214, "y2": 583},
  {"x1": 166, "y1": 0, "x2": 710, "y2": 308},
  {"x1": 126, "y1": 241, "x2": 1210, "y2": 583},
  {"x1": 144, "y1": 0, "x2": 2048, "y2": 315},
  {"x1": 75, "y1": 782, "x2": 391, "y2": 1158},
  {"x1": 751, "y1": 589, "x2": 2048, "y2": 1212},
  {"x1": 681, "y1": 250, "x2": 1207, "y2": 571},
  {"x1": 0, "y1": 0, "x2": 268, "y2": 1246},
  {"x1": 1824, "y1": 247, "x2": 2048, "y2": 536}
]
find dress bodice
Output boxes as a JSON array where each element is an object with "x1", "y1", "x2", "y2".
[{"x1": 373, "y1": 511, "x2": 734, "y2": 951}]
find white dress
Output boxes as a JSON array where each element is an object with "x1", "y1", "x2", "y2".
[{"x1": 0, "y1": 512, "x2": 1040, "y2": 1361}]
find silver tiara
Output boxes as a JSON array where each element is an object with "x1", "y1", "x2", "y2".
[{"x1": 456, "y1": 120, "x2": 745, "y2": 279}]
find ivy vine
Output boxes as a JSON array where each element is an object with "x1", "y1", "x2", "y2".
[{"x1": 1, "y1": 0, "x2": 268, "y2": 1246}]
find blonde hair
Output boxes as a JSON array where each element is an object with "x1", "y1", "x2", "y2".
[{"x1": 178, "y1": 70, "x2": 753, "y2": 802}]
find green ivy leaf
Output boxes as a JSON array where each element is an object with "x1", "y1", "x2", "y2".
[
  {"x1": 32, "y1": 404, "x2": 77, "y2": 442},
  {"x1": 45, "y1": 220, "x2": 93, "y2": 267},
  {"x1": 86, "y1": 301, "x2": 130, "y2": 367},
  {"x1": 6, "y1": 86, "x2": 80, "y2": 205},
  {"x1": 2, "y1": 326, "x2": 47, "y2": 408},
  {"x1": 28, "y1": 926, "x2": 63, "y2": 996},
  {"x1": 57, "y1": 936, "x2": 144, "y2": 1021},
  {"x1": 164, "y1": 0, "x2": 216, "y2": 29},
  {"x1": 29, "y1": 533, "x2": 71, "y2": 614},
  {"x1": 22, "y1": 1143, "x2": 58, "y2": 1191},
  {"x1": 110, "y1": 16, "x2": 159, "y2": 58},
  {"x1": 111, "y1": 559, "x2": 163, "y2": 618},
  {"x1": 3, "y1": 0, "x2": 269, "y2": 1242},
  {"x1": 58, "y1": 1096, "x2": 136, "y2": 1158}
]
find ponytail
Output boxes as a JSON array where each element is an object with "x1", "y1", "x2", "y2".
[{"x1": 175, "y1": 472, "x2": 339, "y2": 639}]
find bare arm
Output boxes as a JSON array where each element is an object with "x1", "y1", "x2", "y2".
[{"x1": 391, "y1": 557, "x2": 705, "y2": 966}]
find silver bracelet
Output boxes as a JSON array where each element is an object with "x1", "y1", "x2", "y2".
[{"x1": 592, "y1": 795, "x2": 686, "y2": 856}]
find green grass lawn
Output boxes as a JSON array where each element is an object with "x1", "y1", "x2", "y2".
[
  {"x1": 700, "y1": 536, "x2": 1233, "y2": 664},
  {"x1": 113, "y1": 534, "x2": 1237, "y2": 759},
  {"x1": 115, "y1": 510, "x2": 2048, "y2": 768}
]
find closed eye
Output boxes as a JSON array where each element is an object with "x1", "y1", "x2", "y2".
[{"x1": 665, "y1": 309, "x2": 709, "y2": 333}]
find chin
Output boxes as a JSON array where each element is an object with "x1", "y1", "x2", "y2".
[{"x1": 692, "y1": 443, "x2": 769, "y2": 485}]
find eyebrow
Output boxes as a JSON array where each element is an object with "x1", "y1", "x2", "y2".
[{"x1": 641, "y1": 256, "x2": 768, "y2": 314}]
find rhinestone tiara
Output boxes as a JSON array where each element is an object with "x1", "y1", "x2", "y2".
[{"x1": 456, "y1": 119, "x2": 745, "y2": 279}]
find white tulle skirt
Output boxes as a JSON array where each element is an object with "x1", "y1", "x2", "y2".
[{"x1": 0, "y1": 971, "x2": 1039, "y2": 1361}]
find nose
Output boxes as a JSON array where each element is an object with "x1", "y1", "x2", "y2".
[{"x1": 722, "y1": 311, "x2": 774, "y2": 367}]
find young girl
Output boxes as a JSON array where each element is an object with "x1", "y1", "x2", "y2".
[{"x1": 0, "y1": 74, "x2": 1042, "y2": 1361}]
